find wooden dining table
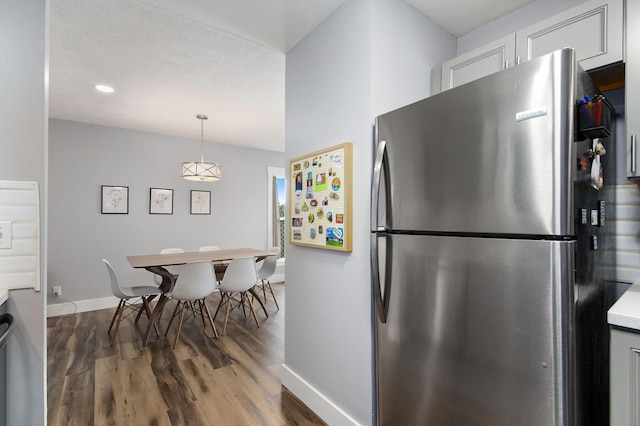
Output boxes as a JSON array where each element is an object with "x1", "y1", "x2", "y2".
[{"x1": 127, "y1": 248, "x2": 275, "y2": 345}]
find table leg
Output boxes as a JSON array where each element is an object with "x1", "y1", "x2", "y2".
[
  {"x1": 144, "y1": 294, "x2": 169, "y2": 345},
  {"x1": 143, "y1": 266, "x2": 175, "y2": 345},
  {"x1": 249, "y1": 287, "x2": 269, "y2": 318}
]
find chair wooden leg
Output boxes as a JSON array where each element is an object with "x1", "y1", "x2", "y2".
[
  {"x1": 239, "y1": 292, "x2": 248, "y2": 318},
  {"x1": 260, "y1": 279, "x2": 268, "y2": 303},
  {"x1": 213, "y1": 292, "x2": 226, "y2": 321},
  {"x1": 134, "y1": 298, "x2": 145, "y2": 324},
  {"x1": 201, "y1": 299, "x2": 219, "y2": 339},
  {"x1": 244, "y1": 292, "x2": 260, "y2": 329},
  {"x1": 222, "y1": 294, "x2": 232, "y2": 336},
  {"x1": 108, "y1": 299, "x2": 124, "y2": 335},
  {"x1": 172, "y1": 302, "x2": 187, "y2": 350},
  {"x1": 165, "y1": 300, "x2": 181, "y2": 337},
  {"x1": 265, "y1": 281, "x2": 279, "y2": 310},
  {"x1": 110, "y1": 300, "x2": 126, "y2": 346},
  {"x1": 198, "y1": 300, "x2": 207, "y2": 328}
]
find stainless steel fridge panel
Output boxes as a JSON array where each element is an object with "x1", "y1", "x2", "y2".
[
  {"x1": 375, "y1": 48, "x2": 576, "y2": 236},
  {"x1": 375, "y1": 235, "x2": 575, "y2": 425}
]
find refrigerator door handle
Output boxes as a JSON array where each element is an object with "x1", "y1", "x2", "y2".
[
  {"x1": 371, "y1": 139, "x2": 388, "y2": 232},
  {"x1": 371, "y1": 232, "x2": 390, "y2": 323},
  {"x1": 372, "y1": 139, "x2": 391, "y2": 323}
]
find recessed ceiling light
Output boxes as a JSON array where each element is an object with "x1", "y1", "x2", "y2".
[{"x1": 94, "y1": 84, "x2": 114, "y2": 93}]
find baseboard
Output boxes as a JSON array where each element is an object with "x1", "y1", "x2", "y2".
[
  {"x1": 47, "y1": 266, "x2": 285, "y2": 318},
  {"x1": 281, "y1": 364, "x2": 361, "y2": 426},
  {"x1": 47, "y1": 295, "x2": 120, "y2": 317},
  {"x1": 271, "y1": 272, "x2": 285, "y2": 284}
]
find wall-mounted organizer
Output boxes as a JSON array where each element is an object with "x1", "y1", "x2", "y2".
[{"x1": 577, "y1": 95, "x2": 612, "y2": 139}]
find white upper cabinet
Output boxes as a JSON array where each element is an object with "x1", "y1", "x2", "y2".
[
  {"x1": 435, "y1": 0, "x2": 623, "y2": 93},
  {"x1": 440, "y1": 35, "x2": 515, "y2": 91},
  {"x1": 515, "y1": 0, "x2": 623, "y2": 70},
  {"x1": 627, "y1": 0, "x2": 640, "y2": 181}
]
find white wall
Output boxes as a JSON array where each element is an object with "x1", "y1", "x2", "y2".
[
  {"x1": 0, "y1": 0, "x2": 47, "y2": 424},
  {"x1": 284, "y1": 0, "x2": 454, "y2": 424},
  {"x1": 48, "y1": 119, "x2": 284, "y2": 310}
]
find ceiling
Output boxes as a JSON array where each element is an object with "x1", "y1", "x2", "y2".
[{"x1": 49, "y1": 0, "x2": 535, "y2": 153}]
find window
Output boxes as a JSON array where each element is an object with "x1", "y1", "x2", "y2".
[{"x1": 267, "y1": 167, "x2": 285, "y2": 258}]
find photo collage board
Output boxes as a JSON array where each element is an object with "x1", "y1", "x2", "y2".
[{"x1": 289, "y1": 142, "x2": 352, "y2": 252}]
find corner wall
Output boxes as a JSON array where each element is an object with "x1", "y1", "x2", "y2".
[
  {"x1": 0, "y1": 0, "x2": 47, "y2": 424},
  {"x1": 284, "y1": 0, "x2": 455, "y2": 424}
]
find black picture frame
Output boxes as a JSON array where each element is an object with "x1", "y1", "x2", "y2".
[
  {"x1": 149, "y1": 188, "x2": 174, "y2": 214},
  {"x1": 190, "y1": 190, "x2": 211, "y2": 215},
  {"x1": 101, "y1": 185, "x2": 129, "y2": 214}
]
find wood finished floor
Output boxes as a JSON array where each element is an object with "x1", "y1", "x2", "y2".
[{"x1": 47, "y1": 284, "x2": 326, "y2": 426}]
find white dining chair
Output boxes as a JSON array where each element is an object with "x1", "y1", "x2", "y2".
[
  {"x1": 102, "y1": 259, "x2": 163, "y2": 346},
  {"x1": 255, "y1": 250, "x2": 279, "y2": 310},
  {"x1": 199, "y1": 245, "x2": 225, "y2": 282},
  {"x1": 154, "y1": 247, "x2": 184, "y2": 286},
  {"x1": 164, "y1": 261, "x2": 219, "y2": 349},
  {"x1": 213, "y1": 257, "x2": 260, "y2": 335}
]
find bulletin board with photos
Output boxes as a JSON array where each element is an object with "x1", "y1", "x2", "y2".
[{"x1": 289, "y1": 142, "x2": 352, "y2": 252}]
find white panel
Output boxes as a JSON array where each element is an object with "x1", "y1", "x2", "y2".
[
  {"x1": 0, "y1": 181, "x2": 40, "y2": 291},
  {"x1": 441, "y1": 34, "x2": 515, "y2": 90},
  {"x1": 616, "y1": 236, "x2": 640, "y2": 252},
  {"x1": 610, "y1": 184, "x2": 640, "y2": 283},
  {"x1": 515, "y1": 0, "x2": 623, "y2": 70},
  {"x1": 611, "y1": 205, "x2": 640, "y2": 221}
]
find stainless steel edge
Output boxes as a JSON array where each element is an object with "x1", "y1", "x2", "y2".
[
  {"x1": 0, "y1": 314, "x2": 13, "y2": 351},
  {"x1": 556, "y1": 48, "x2": 577, "y2": 236},
  {"x1": 553, "y1": 242, "x2": 576, "y2": 426},
  {"x1": 632, "y1": 135, "x2": 637, "y2": 174}
]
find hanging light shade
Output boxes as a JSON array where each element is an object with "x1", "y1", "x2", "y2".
[{"x1": 182, "y1": 114, "x2": 222, "y2": 182}]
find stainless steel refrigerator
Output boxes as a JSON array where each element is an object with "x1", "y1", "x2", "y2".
[{"x1": 371, "y1": 48, "x2": 615, "y2": 425}]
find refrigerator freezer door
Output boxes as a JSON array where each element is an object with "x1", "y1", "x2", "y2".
[
  {"x1": 375, "y1": 234, "x2": 575, "y2": 425},
  {"x1": 375, "y1": 48, "x2": 576, "y2": 236}
]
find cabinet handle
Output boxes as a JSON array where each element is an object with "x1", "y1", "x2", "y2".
[
  {"x1": 516, "y1": 56, "x2": 521, "y2": 65},
  {"x1": 632, "y1": 135, "x2": 637, "y2": 174},
  {"x1": 504, "y1": 60, "x2": 509, "y2": 69}
]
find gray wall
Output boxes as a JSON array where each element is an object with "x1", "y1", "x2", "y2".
[
  {"x1": 0, "y1": 0, "x2": 47, "y2": 424},
  {"x1": 284, "y1": 0, "x2": 454, "y2": 423},
  {"x1": 48, "y1": 119, "x2": 284, "y2": 304}
]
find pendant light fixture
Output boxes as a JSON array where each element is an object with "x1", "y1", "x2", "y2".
[{"x1": 182, "y1": 114, "x2": 222, "y2": 181}]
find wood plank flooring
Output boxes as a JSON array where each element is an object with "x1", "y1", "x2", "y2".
[{"x1": 47, "y1": 284, "x2": 326, "y2": 426}]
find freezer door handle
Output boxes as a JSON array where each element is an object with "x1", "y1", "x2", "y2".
[
  {"x1": 371, "y1": 139, "x2": 389, "y2": 232},
  {"x1": 0, "y1": 313, "x2": 13, "y2": 351}
]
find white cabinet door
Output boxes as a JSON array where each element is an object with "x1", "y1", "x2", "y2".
[
  {"x1": 627, "y1": 0, "x2": 640, "y2": 181},
  {"x1": 440, "y1": 34, "x2": 515, "y2": 91},
  {"x1": 610, "y1": 328, "x2": 640, "y2": 425},
  {"x1": 515, "y1": 0, "x2": 623, "y2": 71}
]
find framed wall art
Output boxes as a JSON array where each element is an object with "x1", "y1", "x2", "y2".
[
  {"x1": 190, "y1": 190, "x2": 211, "y2": 215},
  {"x1": 149, "y1": 188, "x2": 173, "y2": 214},
  {"x1": 289, "y1": 142, "x2": 352, "y2": 252},
  {"x1": 101, "y1": 185, "x2": 129, "y2": 214}
]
